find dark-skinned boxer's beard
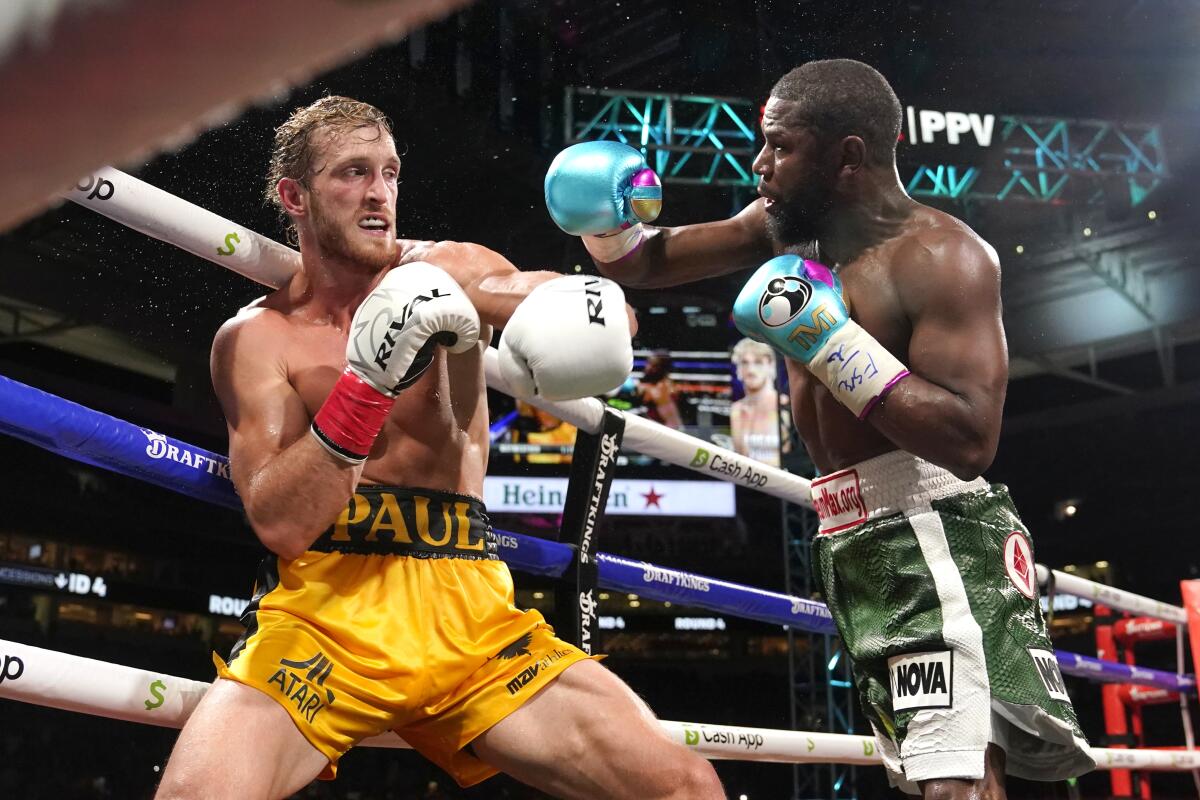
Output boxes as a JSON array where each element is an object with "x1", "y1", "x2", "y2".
[
  {"x1": 311, "y1": 197, "x2": 397, "y2": 272},
  {"x1": 765, "y1": 183, "x2": 833, "y2": 261}
]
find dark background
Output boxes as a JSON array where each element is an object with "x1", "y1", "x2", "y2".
[{"x1": 1, "y1": 1, "x2": 1199, "y2": 798}]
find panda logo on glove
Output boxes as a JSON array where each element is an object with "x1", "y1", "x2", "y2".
[{"x1": 757, "y1": 276, "x2": 812, "y2": 328}]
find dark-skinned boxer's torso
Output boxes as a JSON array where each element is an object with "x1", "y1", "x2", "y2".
[
  {"x1": 255, "y1": 239, "x2": 492, "y2": 496},
  {"x1": 784, "y1": 205, "x2": 981, "y2": 474}
]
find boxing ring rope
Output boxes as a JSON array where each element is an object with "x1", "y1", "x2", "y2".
[
  {"x1": 0, "y1": 165, "x2": 1183, "y2": 773},
  {"x1": 2, "y1": 619, "x2": 1199, "y2": 772},
  {"x1": 1, "y1": 372, "x2": 1195, "y2": 695},
  {"x1": 57, "y1": 165, "x2": 1200, "y2": 686},
  {"x1": 0, "y1": 374, "x2": 835, "y2": 633},
  {"x1": 1037, "y1": 564, "x2": 1189, "y2": 625},
  {"x1": 1, "y1": 364, "x2": 1198, "y2": 773},
  {"x1": 4, "y1": 640, "x2": 1197, "y2": 774},
  {"x1": 1037, "y1": 564, "x2": 1200, "y2": 792}
]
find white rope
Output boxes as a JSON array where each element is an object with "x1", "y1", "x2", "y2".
[
  {"x1": 69, "y1": 166, "x2": 302, "y2": 289},
  {"x1": 66, "y1": 167, "x2": 815, "y2": 507},
  {"x1": 1177, "y1": 626, "x2": 1200, "y2": 792},
  {"x1": 2, "y1": 638, "x2": 1197, "y2": 771},
  {"x1": 1036, "y1": 564, "x2": 1187, "y2": 624}
]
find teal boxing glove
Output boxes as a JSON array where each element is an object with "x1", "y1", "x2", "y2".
[
  {"x1": 544, "y1": 141, "x2": 661, "y2": 263},
  {"x1": 733, "y1": 255, "x2": 910, "y2": 420}
]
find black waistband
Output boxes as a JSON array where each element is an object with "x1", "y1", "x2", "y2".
[{"x1": 308, "y1": 486, "x2": 498, "y2": 559}]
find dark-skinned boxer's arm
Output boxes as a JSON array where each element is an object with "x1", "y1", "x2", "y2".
[
  {"x1": 543, "y1": 141, "x2": 774, "y2": 289},
  {"x1": 598, "y1": 200, "x2": 777, "y2": 290},
  {"x1": 866, "y1": 231, "x2": 1008, "y2": 480}
]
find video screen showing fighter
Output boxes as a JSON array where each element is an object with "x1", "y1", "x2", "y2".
[{"x1": 489, "y1": 344, "x2": 736, "y2": 471}]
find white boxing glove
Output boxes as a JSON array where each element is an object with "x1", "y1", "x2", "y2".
[
  {"x1": 498, "y1": 275, "x2": 633, "y2": 401},
  {"x1": 346, "y1": 261, "x2": 480, "y2": 394},
  {"x1": 311, "y1": 261, "x2": 480, "y2": 462}
]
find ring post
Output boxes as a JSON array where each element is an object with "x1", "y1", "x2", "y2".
[{"x1": 553, "y1": 407, "x2": 625, "y2": 655}]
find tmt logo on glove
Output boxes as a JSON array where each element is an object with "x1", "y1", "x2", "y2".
[{"x1": 734, "y1": 255, "x2": 910, "y2": 420}]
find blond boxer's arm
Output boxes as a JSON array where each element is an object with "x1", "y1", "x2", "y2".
[
  {"x1": 401, "y1": 240, "x2": 559, "y2": 327},
  {"x1": 402, "y1": 239, "x2": 638, "y2": 334},
  {"x1": 211, "y1": 307, "x2": 362, "y2": 560},
  {"x1": 401, "y1": 239, "x2": 634, "y2": 399}
]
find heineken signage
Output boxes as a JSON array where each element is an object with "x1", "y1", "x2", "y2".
[{"x1": 484, "y1": 477, "x2": 735, "y2": 517}]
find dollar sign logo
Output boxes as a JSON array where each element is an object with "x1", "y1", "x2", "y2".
[
  {"x1": 144, "y1": 679, "x2": 166, "y2": 710},
  {"x1": 217, "y1": 232, "x2": 241, "y2": 256}
]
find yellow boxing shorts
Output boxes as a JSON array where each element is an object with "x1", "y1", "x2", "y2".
[{"x1": 214, "y1": 486, "x2": 591, "y2": 786}]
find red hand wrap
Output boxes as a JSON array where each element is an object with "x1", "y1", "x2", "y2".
[{"x1": 310, "y1": 369, "x2": 395, "y2": 463}]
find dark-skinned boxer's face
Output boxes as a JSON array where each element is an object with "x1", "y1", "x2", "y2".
[
  {"x1": 305, "y1": 125, "x2": 400, "y2": 271},
  {"x1": 642, "y1": 355, "x2": 671, "y2": 383},
  {"x1": 754, "y1": 97, "x2": 840, "y2": 249}
]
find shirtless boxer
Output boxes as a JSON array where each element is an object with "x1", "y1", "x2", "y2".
[
  {"x1": 730, "y1": 338, "x2": 782, "y2": 466},
  {"x1": 637, "y1": 353, "x2": 684, "y2": 429},
  {"x1": 545, "y1": 60, "x2": 1094, "y2": 798},
  {"x1": 154, "y1": 96, "x2": 723, "y2": 800}
]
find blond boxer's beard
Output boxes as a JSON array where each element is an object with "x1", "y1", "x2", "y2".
[{"x1": 311, "y1": 197, "x2": 396, "y2": 271}]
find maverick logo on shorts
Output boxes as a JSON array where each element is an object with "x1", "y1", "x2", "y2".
[
  {"x1": 505, "y1": 647, "x2": 572, "y2": 695},
  {"x1": 1028, "y1": 648, "x2": 1071, "y2": 702},
  {"x1": 888, "y1": 651, "x2": 953, "y2": 712},
  {"x1": 266, "y1": 652, "x2": 336, "y2": 724},
  {"x1": 1004, "y1": 531, "x2": 1037, "y2": 599},
  {"x1": 492, "y1": 632, "x2": 533, "y2": 661}
]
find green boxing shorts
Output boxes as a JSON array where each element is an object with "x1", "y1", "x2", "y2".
[{"x1": 811, "y1": 450, "x2": 1095, "y2": 793}]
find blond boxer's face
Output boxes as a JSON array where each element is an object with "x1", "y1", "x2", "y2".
[
  {"x1": 305, "y1": 125, "x2": 400, "y2": 271},
  {"x1": 737, "y1": 351, "x2": 775, "y2": 393}
]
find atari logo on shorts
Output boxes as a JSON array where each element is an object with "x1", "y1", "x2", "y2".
[
  {"x1": 1028, "y1": 648, "x2": 1071, "y2": 702},
  {"x1": 889, "y1": 651, "x2": 953, "y2": 712},
  {"x1": 267, "y1": 651, "x2": 336, "y2": 723}
]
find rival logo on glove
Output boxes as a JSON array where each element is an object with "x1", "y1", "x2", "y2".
[
  {"x1": 584, "y1": 277, "x2": 606, "y2": 326},
  {"x1": 369, "y1": 287, "x2": 451, "y2": 370}
]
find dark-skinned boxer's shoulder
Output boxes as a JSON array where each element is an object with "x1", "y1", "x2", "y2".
[{"x1": 889, "y1": 226, "x2": 1001, "y2": 317}]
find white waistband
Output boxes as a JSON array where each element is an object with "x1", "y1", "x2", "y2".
[{"x1": 810, "y1": 450, "x2": 987, "y2": 534}]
